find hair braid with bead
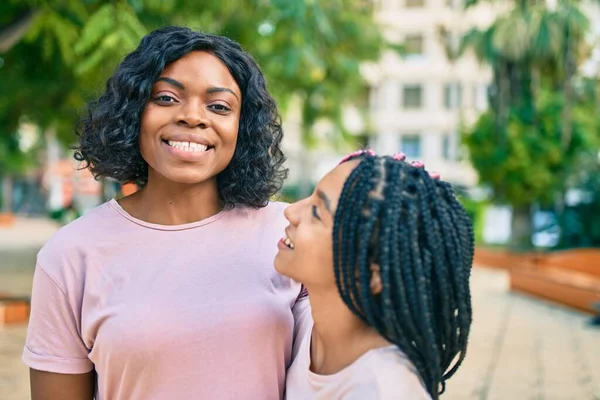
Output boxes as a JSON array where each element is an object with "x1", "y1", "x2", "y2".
[{"x1": 332, "y1": 153, "x2": 474, "y2": 399}]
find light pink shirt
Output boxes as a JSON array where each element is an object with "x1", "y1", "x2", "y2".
[
  {"x1": 23, "y1": 200, "x2": 311, "y2": 400},
  {"x1": 285, "y1": 325, "x2": 431, "y2": 400}
]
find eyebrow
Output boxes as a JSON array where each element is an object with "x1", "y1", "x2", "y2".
[
  {"x1": 207, "y1": 86, "x2": 239, "y2": 100},
  {"x1": 316, "y1": 189, "x2": 332, "y2": 214},
  {"x1": 155, "y1": 77, "x2": 239, "y2": 100},
  {"x1": 156, "y1": 77, "x2": 184, "y2": 90}
]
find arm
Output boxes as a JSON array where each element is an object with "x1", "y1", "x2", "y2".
[
  {"x1": 30, "y1": 369, "x2": 95, "y2": 400},
  {"x1": 23, "y1": 264, "x2": 95, "y2": 399}
]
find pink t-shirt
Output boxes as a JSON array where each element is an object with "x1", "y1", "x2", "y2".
[
  {"x1": 22, "y1": 199, "x2": 311, "y2": 400},
  {"x1": 285, "y1": 325, "x2": 431, "y2": 400}
]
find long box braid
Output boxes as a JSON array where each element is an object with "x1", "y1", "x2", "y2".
[{"x1": 333, "y1": 152, "x2": 474, "y2": 399}]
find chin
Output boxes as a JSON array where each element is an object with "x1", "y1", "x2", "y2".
[
  {"x1": 274, "y1": 254, "x2": 311, "y2": 288},
  {"x1": 274, "y1": 253, "x2": 294, "y2": 279},
  {"x1": 160, "y1": 169, "x2": 218, "y2": 185}
]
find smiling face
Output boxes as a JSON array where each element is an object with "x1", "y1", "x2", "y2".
[
  {"x1": 139, "y1": 51, "x2": 242, "y2": 186},
  {"x1": 274, "y1": 160, "x2": 360, "y2": 290}
]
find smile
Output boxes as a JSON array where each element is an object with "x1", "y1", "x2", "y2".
[
  {"x1": 163, "y1": 140, "x2": 212, "y2": 152},
  {"x1": 283, "y1": 236, "x2": 295, "y2": 249}
]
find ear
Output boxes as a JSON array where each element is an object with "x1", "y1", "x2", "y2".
[{"x1": 369, "y1": 263, "x2": 382, "y2": 295}]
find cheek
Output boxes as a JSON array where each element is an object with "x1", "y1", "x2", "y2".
[
  {"x1": 138, "y1": 107, "x2": 159, "y2": 156},
  {"x1": 222, "y1": 120, "x2": 240, "y2": 148},
  {"x1": 299, "y1": 233, "x2": 335, "y2": 282}
]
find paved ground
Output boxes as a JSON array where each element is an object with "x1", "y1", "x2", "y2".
[
  {"x1": 0, "y1": 218, "x2": 599, "y2": 399},
  {"x1": 0, "y1": 217, "x2": 60, "y2": 297}
]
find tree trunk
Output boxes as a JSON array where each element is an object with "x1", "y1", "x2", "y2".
[
  {"x1": 1, "y1": 174, "x2": 13, "y2": 212},
  {"x1": 510, "y1": 204, "x2": 533, "y2": 251},
  {"x1": 561, "y1": 35, "x2": 575, "y2": 149}
]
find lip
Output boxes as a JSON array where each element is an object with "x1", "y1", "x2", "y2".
[
  {"x1": 161, "y1": 133, "x2": 214, "y2": 147},
  {"x1": 161, "y1": 140, "x2": 214, "y2": 161},
  {"x1": 277, "y1": 237, "x2": 292, "y2": 251},
  {"x1": 277, "y1": 228, "x2": 294, "y2": 251}
]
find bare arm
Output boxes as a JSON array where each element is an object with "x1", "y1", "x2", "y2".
[{"x1": 30, "y1": 369, "x2": 95, "y2": 400}]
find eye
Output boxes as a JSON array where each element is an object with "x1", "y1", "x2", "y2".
[
  {"x1": 312, "y1": 205, "x2": 321, "y2": 221},
  {"x1": 153, "y1": 95, "x2": 178, "y2": 104},
  {"x1": 208, "y1": 103, "x2": 232, "y2": 113}
]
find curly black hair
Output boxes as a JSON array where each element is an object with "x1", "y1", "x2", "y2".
[
  {"x1": 333, "y1": 153, "x2": 474, "y2": 399},
  {"x1": 74, "y1": 26, "x2": 287, "y2": 208}
]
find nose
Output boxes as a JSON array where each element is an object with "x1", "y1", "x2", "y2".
[
  {"x1": 177, "y1": 101, "x2": 209, "y2": 129},
  {"x1": 284, "y1": 200, "x2": 302, "y2": 226}
]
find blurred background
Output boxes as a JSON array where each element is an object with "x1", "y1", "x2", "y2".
[{"x1": 0, "y1": 0, "x2": 599, "y2": 399}]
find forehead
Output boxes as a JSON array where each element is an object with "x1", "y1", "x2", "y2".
[
  {"x1": 159, "y1": 51, "x2": 240, "y2": 93},
  {"x1": 316, "y1": 160, "x2": 360, "y2": 212}
]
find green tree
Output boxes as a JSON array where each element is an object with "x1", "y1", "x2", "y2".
[
  {"x1": 556, "y1": 149, "x2": 600, "y2": 248},
  {"x1": 458, "y1": 0, "x2": 599, "y2": 249},
  {"x1": 1, "y1": 0, "x2": 388, "y2": 175}
]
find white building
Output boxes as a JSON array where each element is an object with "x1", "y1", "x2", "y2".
[
  {"x1": 365, "y1": 0, "x2": 502, "y2": 188},
  {"x1": 282, "y1": 0, "x2": 518, "y2": 193}
]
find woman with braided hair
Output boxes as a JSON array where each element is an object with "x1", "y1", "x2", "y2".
[{"x1": 276, "y1": 150, "x2": 474, "y2": 399}]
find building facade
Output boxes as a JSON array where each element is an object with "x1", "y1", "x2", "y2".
[
  {"x1": 366, "y1": 0, "x2": 500, "y2": 187},
  {"x1": 281, "y1": 0, "x2": 506, "y2": 192}
]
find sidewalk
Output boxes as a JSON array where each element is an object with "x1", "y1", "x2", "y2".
[
  {"x1": 0, "y1": 217, "x2": 60, "y2": 251},
  {"x1": 0, "y1": 217, "x2": 60, "y2": 297},
  {"x1": 0, "y1": 217, "x2": 599, "y2": 400},
  {"x1": 446, "y1": 268, "x2": 600, "y2": 400}
]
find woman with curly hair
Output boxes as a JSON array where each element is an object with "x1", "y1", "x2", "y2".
[
  {"x1": 276, "y1": 150, "x2": 474, "y2": 399},
  {"x1": 22, "y1": 26, "x2": 310, "y2": 400}
]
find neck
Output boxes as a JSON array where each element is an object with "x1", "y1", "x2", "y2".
[
  {"x1": 307, "y1": 287, "x2": 391, "y2": 375},
  {"x1": 119, "y1": 172, "x2": 223, "y2": 225}
]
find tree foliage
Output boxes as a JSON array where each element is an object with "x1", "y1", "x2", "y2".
[
  {"x1": 457, "y1": 0, "x2": 600, "y2": 248},
  {"x1": 0, "y1": 0, "x2": 388, "y2": 152},
  {"x1": 465, "y1": 84, "x2": 598, "y2": 207},
  {"x1": 556, "y1": 150, "x2": 600, "y2": 248}
]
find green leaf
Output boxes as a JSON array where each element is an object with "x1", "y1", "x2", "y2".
[{"x1": 74, "y1": 4, "x2": 115, "y2": 56}]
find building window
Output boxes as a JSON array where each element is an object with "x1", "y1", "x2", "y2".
[
  {"x1": 473, "y1": 83, "x2": 488, "y2": 110},
  {"x1": 406, "y1": 0, "x2": 425, "y2": 8},
  {"x1": 405, "y1": 34, "x2": 424, "y2": 56},
  {"x1": 444, "y1": 83, "x2": 462, "y2": 109},
  {"x1": 401, "y1": 134, "x2": 422, "y2": 158},
  {"x1": 403, "y1": 85, "x2": 423, "y2": 109},
  {"x1": 442, "y1": 133, "x2": 454, "y2": 160}
]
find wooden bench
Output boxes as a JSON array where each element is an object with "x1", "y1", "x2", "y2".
[
  {"x1": 504, "y1": 248, "x2": 600, "y2": 314},
  {"x1": 510, "y1": 266, "x2": 600, "y2": 314},
  {"x1": 0, "y1": 294, "x2": 30, "y2": 326},
  {"x1": 475, "y1": 247, "x2": 600, "y2": 314}
]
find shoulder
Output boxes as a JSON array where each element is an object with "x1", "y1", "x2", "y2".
[
  {"x1": 348, "y1": 348, "x2": 431, "y2": 400},
  {"x1": 36, "y1": 201, "x2": 119, "y2": 288},
  {"x1": 246, "y1": 201, "x2": 288, "y2": 220},
  {"x1": 39, "y1": 201, "x2": 116, "y2": 256},
  {"x1": 371, "y1": 349, "x2": 431, "y2": 399},
  {"x1": 231, "y1": 201, "x2": 288, "y2": 229}
]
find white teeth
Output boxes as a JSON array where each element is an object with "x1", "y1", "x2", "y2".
[
  {"x1": 284, "y1": 237, "x2": 294, "y2": 249},
  {"x1": 167, "y1": 140, "x2": 209, "y2": 152}
]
